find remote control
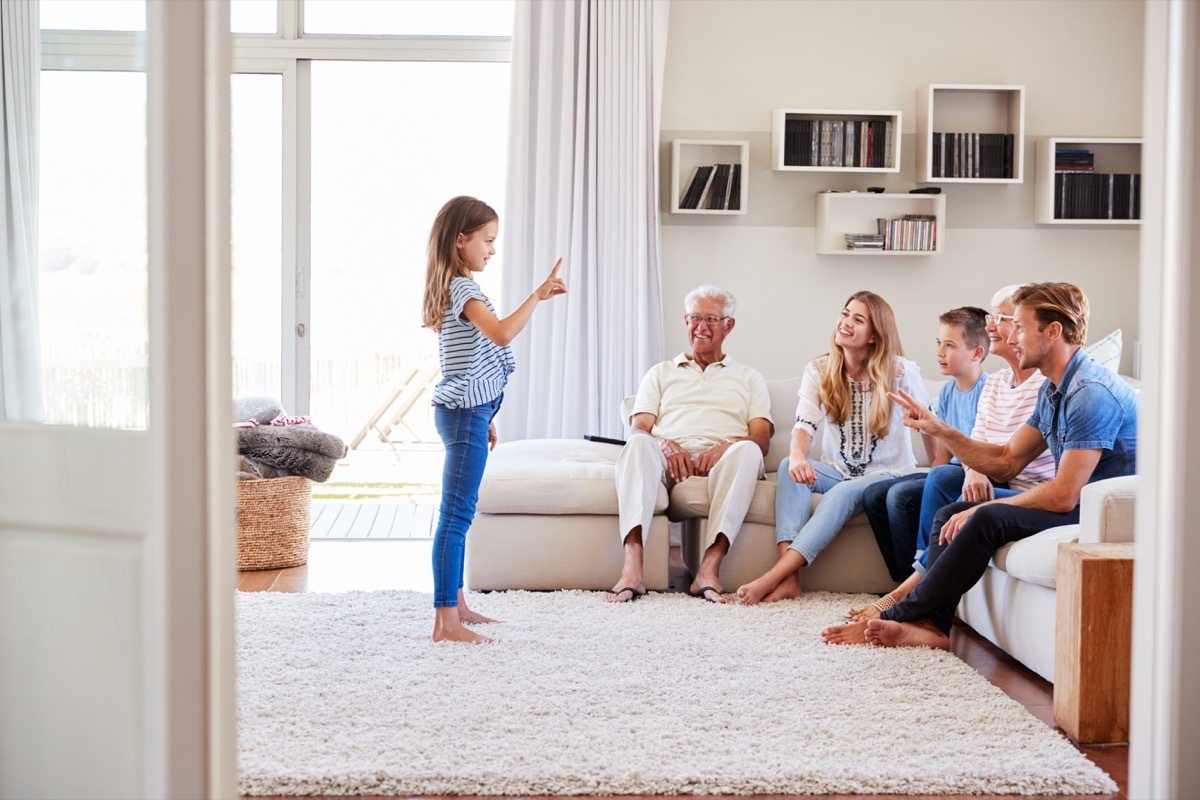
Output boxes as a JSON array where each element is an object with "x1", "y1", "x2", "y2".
[
  {"x1": 866, "y1": 186, "x2": 886, "y2": 193},
  {"x1": 909, "y1": 187, "x2": 943, "y2": 194},
  {"x1": 584, "y1": 434, "x2": 627, "y2": 446}
]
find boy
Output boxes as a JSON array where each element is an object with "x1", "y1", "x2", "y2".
[{"x1": 863, "y1": 306, "x2": 989, "y2": 581}]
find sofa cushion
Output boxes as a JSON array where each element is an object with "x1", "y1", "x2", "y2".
[
  {"x1": 991, "y1": 524, "x2": 1080, "y2": 588},
  {"x1": 476, "y1": 438, "x2": 668, "y2": 515}
]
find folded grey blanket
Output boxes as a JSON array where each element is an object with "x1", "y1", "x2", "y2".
[{"x1": 236, "y1": 424, "x2": 348, "y2": 483}]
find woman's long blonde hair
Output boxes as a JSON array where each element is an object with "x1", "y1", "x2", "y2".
[
  {"x1": 819, "y1": 291, "x2": 903, "y2": 440},
  {"x1": 421, "y1": 196, "x2": 499, "y2": 332}
]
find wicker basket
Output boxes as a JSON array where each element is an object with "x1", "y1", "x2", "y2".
[{"x1": 236, "y1": 475, "x2": 311, "y2": 570}]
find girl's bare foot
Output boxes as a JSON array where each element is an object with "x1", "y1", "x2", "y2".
[
  {"x1": 457, "y1": 589, "x2": 500, "y2": 623},
  {"x1": 432, "y1": 624, "x2": 494, "y2": 644},
  {"x1": 459, "y1": 607, "x2": 500, "y2": 624},
  {"x1": 821, "y1": 620, "x2": 869, "y2": 645},
  {"x1": 433, "y1": 606, "x2": 494, "y2": 643},
  {"x1": 864, "y1": 618, "x2": 949, "y2": 649}
]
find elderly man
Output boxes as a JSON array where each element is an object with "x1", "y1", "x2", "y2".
[
  {"x1": 826, "y1": 282, "x2": 1137, "y2": 647},
  {"x1": 606, "y1": 285, "x2": 773, "y2": 604}
]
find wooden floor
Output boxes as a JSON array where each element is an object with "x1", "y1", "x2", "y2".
[
  {"x1": 309, "y1": 501, "x2": 438, "y2": 539},
  {"x1": 238, "y1": 540, "x2": 1128, "y2": 800}
]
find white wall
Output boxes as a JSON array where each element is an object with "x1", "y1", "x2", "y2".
[{"x1": 659, "y1": 0, "x2": 1144, "y2": 380}]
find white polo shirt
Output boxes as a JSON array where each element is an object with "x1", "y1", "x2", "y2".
[{"x1": 631, "y1": 353, "x2": 773, "y2": 454}]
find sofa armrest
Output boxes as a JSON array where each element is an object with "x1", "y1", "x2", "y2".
[{"x1": 1077, "y1": 475, "x2": 1137, "y2": 544}]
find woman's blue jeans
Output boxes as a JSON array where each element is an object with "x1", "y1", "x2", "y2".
[
  {"x1": 432, "y1": 395, "x2": 501, "y2": 608},
  {"x1": 775, "y1": 457, "x2": 897, "y2": 565}
]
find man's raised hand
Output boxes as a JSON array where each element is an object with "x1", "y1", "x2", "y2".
[{"x1": 888, "y1": 388, "x2": 938, "y2": 433}]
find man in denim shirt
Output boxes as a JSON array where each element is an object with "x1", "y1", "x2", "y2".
[{"x1": 852, "y1": 282, "x2": 1138, "y2": 649}]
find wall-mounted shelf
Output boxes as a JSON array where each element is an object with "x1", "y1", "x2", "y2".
[
  {"x1": 771, "y1": 108, "x2": 901, "y2": 172},
  {"x1": 815, "y1": 192, "x2": 945, "y2": 255},
  {"x1": 670, "y1": 139, "x2": 749, "y2": 215},
  {"x1": 1034, "y1": 137, "x2": 1142, "y2": 225},
  {"x1": 917, "y1": 84, "x2": 1025, "y2": 183}
]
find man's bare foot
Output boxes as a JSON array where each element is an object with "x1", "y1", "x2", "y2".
[
  {"x1": 864, "y1": 618, "x2": 949, "y2": 650},
  {"x1": 688, "y1": 582, "x2": 731, "y2": 604},
  {"x1": 821, "y1": 620, "x2": 869, "y2": 645},
  {"x1": 604, "y1": 586, "x2": 645, "y2": 603},
  {"x1": 762, "y1": 572, "x2": 803, "y2": 603}
]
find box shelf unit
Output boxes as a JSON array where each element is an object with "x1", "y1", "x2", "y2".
[
  {"x1": 771, "y1": 109, "x2": 902, "y2": 172},
  {"x1": 816, "y1": 192, "x2": 945, "y2": 255},
  {"x1": 1035, "y1": 137, "x2": 1142, "y2": 225},
  {"x1": 917, "y1": 84, "x2": 1025, "y2": 184},
  {"x1": 670, "y1": 139, "x2": 748, "y2": 215}
]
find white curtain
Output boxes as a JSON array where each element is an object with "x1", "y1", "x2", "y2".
[
  {"x1": 500, "y1": 0, "x2": 669, "y2": 440},
  {"x1": 0, "y1": 0, "x2": 42, "y2": 421}
]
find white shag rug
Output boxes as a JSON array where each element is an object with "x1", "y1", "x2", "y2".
[{"x1": 236, "y1": 589, "x2": 1116, "y2": 797}]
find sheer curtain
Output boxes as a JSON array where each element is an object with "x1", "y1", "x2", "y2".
[
  {"x1": 500, "y1": 0, "x2": 669, "y2": 440},
  {"x1": 0, "y1": 0, "x2": 41, "y2": 421}
]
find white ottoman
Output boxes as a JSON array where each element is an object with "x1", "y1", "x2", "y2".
[{"x1": 466, "y1": 439, "x2": 671, "y2": 591}]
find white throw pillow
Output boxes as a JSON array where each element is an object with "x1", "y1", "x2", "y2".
[{"x1": 1084, "y1": 328, "x2": 1122, "y2": 374}]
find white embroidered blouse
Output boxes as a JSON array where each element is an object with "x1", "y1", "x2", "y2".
[{"x1": 792, "y1": 354, "x2": 930, "y2": 479}]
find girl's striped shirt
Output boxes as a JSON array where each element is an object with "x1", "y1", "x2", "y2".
[{"x1": 431, "y1": 276, "x2": 515, "y2": 409}]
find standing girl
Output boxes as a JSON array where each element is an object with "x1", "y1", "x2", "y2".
[
  {"x1": 421, "y1": 196, "x2": 565, "y2": 643},
  {"x1": 736, "y1": 291, "x2": 929, "y2": 605}
]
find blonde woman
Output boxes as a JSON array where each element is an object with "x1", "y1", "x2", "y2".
[{"x1": 737, "y1": 291, "x2": 928, "y2": 605}]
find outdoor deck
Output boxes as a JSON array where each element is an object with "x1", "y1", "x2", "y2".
[{"x1": 310, "y1": 501, "x2": 438, "y2": 539}]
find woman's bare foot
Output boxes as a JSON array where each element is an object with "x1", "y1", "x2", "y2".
[
  {"x1": 735, "y1": 575, "x2": 775, "y2": 606},
  {"x1": 820, "y1": 620, "x2": 869, "y2": 645},
  {"x1": 762, "y1": 572, "x2": 803, "y2": 603},
  {"x1": 864, "y1": 618, "x2": 949, "y2": 650}
]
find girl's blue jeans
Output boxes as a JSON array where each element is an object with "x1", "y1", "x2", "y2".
[{"x1": 432, "y1": 395, "x2": 501, "y2": 608}]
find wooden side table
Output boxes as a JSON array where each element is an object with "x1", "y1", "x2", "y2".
[{"x1": 1053, "y1": 541, "x2": 1135, "y2": 744}]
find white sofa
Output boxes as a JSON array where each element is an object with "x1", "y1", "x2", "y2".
[
  {"x1": 467, "y1": 374, "x2": 930, "y2": 594},
  {"x1": 957, "y1": 474, "x2": 1136, "y2": 681},
  {"x1": 465, "y1": 373, "x2": 1138, "y2": 684}
]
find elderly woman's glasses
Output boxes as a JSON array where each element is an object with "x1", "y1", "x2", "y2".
[{"x1": 985, "y1": 313, "x2": 1015, "y2": 325}]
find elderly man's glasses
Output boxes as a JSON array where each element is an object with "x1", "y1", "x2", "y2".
[
  {"x1": 685, "y1": 314, "x2": 728, "y2": 326},
  {"x1": 985, "y1": 313, "x2": 1015, "y2": 325}
]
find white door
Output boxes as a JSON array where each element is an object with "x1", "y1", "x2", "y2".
[{"x1": 0, "y1": 3, "x2": 235, "y2": 798}]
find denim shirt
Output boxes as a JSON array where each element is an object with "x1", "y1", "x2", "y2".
[{"x1": 1026, "y1": 347, "x2": 1138, "y2": 486}]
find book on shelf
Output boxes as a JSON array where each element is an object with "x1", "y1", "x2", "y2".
[
  {"x1": 783, "y1": 116, "x2": 894, "y2": 168},
  {"x1": 727, "y1": 163, "x2": 742, "y2": 210},
  {"x1": 843, "y1": 214, "x2": 937, "y2": 252},
  {"x1": 931, "y1": 132, "x2": 1015, "y2": 178},
  {"x1": 680, "y1": 165, "x2": 715, "y2": 209},
  {"x1": 707, "y1": 163, "x2": 732, "y2": 210},
  {"x1": 1053, "y1": 170, "x2": 1141, "y2": 220}
]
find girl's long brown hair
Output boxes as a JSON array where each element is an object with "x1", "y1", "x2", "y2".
[
  {"x1": 819, "y1": 291, "x2": 903, "y2": 440},
  {"x1": 421, "y1": 196, "x2": 499, "y2": 332}
]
